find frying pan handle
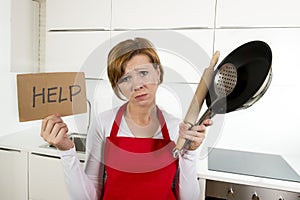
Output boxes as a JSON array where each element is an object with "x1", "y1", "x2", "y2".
[
  {"x1": 173, "y1": 51, "x2": 220, "y2": 158},
  {"x1": 195, "y1": 108, "x2": 215, "y2": 126},
  {"x1": 172, "y1": 108, "x2": 216, "y2": 158}
]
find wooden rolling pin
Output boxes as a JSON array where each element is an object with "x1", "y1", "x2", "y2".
[{"x1": 173, "y1": 51, "x2": 220, "y2": 158}]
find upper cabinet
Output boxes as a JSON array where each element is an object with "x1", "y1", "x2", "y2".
[
  {"x1": 46, "y1": 0, "x2": 111, "y2": 30},
  {"x1": 216, "y1": 0, "x2": 300, "y2": 28},
  {"x1": 45, "y1": 31, "x2": 110, "y2": 78},
  {"x1": 111, "y1": 0, "x2": 216, "y2": 29},
  {"x1": 10, "y1": 0, "x2": 39, "y2": 72}
]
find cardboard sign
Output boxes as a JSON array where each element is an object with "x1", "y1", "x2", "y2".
[{"x1": 17, "y1": 72, "x2": 87, "y2": 122}]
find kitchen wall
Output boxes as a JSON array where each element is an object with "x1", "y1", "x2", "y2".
[
  {"x1": 0, "y1": 0, "x2": 38, "y2": 137},
  {"x1": 1, "y1": 0, "x2": 300, "y2": 173}
]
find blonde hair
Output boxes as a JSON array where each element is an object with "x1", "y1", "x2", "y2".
[{"x1": 107, "y1": 37, "x2": 164, "y2": 100}]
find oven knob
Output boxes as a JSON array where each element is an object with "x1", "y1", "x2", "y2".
[
  {"x1": 252, "y1": 192, "x2": 260, "y2": 200},
  {"x1": 227, "y1": 187, "x2": 234, "y2": 198}
]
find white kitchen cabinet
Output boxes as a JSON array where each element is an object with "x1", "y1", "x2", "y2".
[
  {"x1": 111, "y1": 0, "x2": 216, "y2": 29},
  {"x1": 10, "y1": 0, "x2": 39, "y2": 72},
  {"x1": 46, "y1": 0, "x2": 111, "y2": 30},
  {"x1": 0, "y1": 148, "x2": 28, "y2": 200},
  {"x1": 29, "y1": 152, "x2": 84, "y2": 200},
  {"x1": 45, "y1": 31, "x2": 110, "y2": 78},
  {"x1": 216, "y1": 0, "x2": 300, "y2": 28}
]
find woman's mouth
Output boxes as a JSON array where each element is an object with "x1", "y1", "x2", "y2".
[{"x1": 135, "y1": 93, "x2": 148, "y2": 100}]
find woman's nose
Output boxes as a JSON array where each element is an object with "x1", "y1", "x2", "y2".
[{"x1": 131, "y1": 76, "x2": 145, "y2": 91}]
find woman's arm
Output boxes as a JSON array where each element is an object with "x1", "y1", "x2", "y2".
[
  {"x1": 178, "y1": 150, "x2": 200, "y2": 200},
  {"x1": 59, "y1": 147, "x2": 100, "y2": 200},
  {"x1": 58, "y1": 115, "x2": 107, "y2": 200}
]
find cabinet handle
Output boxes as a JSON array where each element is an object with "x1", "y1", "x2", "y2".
[
  {"x1": 31, "y1": 152, "x2": 60, "y2": 159},
  {"x1": 0, "y1": 147, "x2": 21, "y2": 152},
  {"x1": 252, "y1": 192, "x2": 260, "y2": 200},
  {"x1": 227, "y1": 187, "x2": 234, "y2": 198}
]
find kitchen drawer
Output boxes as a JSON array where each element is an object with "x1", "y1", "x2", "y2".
[
  {"x1": 29, "y1": 152, "x2": 84, "y2": 200},
  {"x1": 0, "y1": 148, "x2": 28, "y2": 200}
]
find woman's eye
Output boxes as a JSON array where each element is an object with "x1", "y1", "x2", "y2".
[
  {"x1": 139, "y1": 71, "x2": 149, "y2": 77},
  {"x1": 119, "y1": 75, "x2": 131, "y2": 83}
]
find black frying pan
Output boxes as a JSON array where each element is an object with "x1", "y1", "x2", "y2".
[
  {"x1": 173, "y1": 40, "x2": 272, "y2": 158},
  {"x1": 206, "y1": 40, "x2": 272, "y2": 114}
]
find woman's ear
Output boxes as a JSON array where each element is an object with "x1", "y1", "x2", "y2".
[{"x1": 156, "y1": 66, "x2": 161, "y2": 84}]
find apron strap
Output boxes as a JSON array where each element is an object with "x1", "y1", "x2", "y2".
[
  {"x1": 110, "y1": 103, "x2": 127, "y2": 138},
  {"x1": 110, "y1": 102, "x2": 171, "y2": 140},
  {"x1": 157, "y1": 106, "x2": 170, "y2": 140}
]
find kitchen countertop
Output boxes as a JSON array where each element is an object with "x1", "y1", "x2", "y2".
[
  {"x1": 0, "y1": 126, "x2": 85, "y2": 161},
  {"x1": 1, "y1": 127, "x2": 300, "y2": 194},
  {"x1": 197, "y1": 156, "x2": 300, "y2": 194}
]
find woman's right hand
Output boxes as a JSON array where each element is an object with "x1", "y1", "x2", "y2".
[{"x1": 40, "y1": 114, "x2": 74, "y2": 151}]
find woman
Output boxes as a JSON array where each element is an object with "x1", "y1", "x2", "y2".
[{"x1": 40, "y1": 37, "x2": 213, "y2": 200}]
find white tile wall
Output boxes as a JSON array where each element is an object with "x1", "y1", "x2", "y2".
[
  {"x1": 216, "y1": 0, "x2": 300, "y2": 28},
  {"x1": 46, "y1": 0, "x2": 111, "y2": 30},
  {"x1": 111, "y1": 0, "x2": 216, "y2": 29},
  {"x1": 2, "y1": 0, "x2": 300, "y2": 175}
]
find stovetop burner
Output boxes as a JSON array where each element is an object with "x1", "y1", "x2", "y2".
[{"x1": 208, "y1": 148, "x2": 300, "y2": 183}]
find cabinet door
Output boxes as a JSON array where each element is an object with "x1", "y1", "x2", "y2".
[
  {"x1": 29, "y1": 153, "x2": 84, "y2": 200},
  {"x1": 46, "y1": 0, "x2": 111, "y2": 30},
  {"x1": 216, "y1": 0, "x2": 300, "y2": 28},
  {"x1": 11, "y1": 0, "x2": 38, "y2": 72},
  {"x1": 0, "y1": 148, "x2": 28, "y2": 200},
  {"x1": 45, "y1": 31, "x2": 110, "y2": 78},
  {"x1": 112, "y1": 0, "x2": 216, "y2": 29}
]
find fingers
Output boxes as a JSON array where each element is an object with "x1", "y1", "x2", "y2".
[
  {"x1": 182, "y1": 130, "x2": 206, "y2": 142},
  {"x1": 203, "y1": 118, "x2": 213, "y2": 126},
  {"x1": 41, "y1": 114, "x2": 63, "y2": 133},
  {"x1": 48, "y1": 122, "x2": 68, "y2": 143},
  {"x1": 180, "y1": 121, "x2": 213, "y2": 150},
  {"x1": 40, "y1": 114, "x2": 68, "y2": 145}
]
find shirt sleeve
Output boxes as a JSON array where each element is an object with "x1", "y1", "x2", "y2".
[
  {"x1": 59, "y1": 146, "x2": 99, "y2": 200},
  {"x1": 178, "y1": 149, "x2": 201, "y2": 200},
  {"x1": 58, "y1": 112, "x2": 108, "y2": 200}
]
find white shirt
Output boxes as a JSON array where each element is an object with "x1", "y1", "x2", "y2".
[{"x1": 59, "y1": 105, "x2": 200, "y2": 200}]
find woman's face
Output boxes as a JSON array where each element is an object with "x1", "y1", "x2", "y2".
[{"x1": 117, "y1": 54, "x2": 160, "y2": 107}]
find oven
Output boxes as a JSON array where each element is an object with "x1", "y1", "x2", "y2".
[
  {"x1": 205, "y1": 148, "x2": 300, "y2": 200},
  {"x1": 205, "y1": 180, "x2": 300, "y2": 200}
]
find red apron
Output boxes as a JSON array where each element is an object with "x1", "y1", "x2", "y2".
[{"x1": 103, "y1": 103, "x2": 179, "y2": 200}]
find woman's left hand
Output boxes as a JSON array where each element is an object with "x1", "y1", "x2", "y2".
[{"x1": 179, "y1": 119, "x2": 213, "y2": 150}]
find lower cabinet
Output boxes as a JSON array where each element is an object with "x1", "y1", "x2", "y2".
[
  {"x1": 29, "y1": 153, "x2": 84, "y2": 200},
  {"x1": 0, "y1": 148, "x2": 28, "y2": 200}
]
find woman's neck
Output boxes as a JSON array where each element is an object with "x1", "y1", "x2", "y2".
[
  {"x1": 126, "y1": 103, "x2": 156, "y2": 126},
  {"x1": 125, "y1": 102, "x2": 159, "y2": 138}
]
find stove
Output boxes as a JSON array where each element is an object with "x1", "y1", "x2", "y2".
[
  {"x1": 205, "y1": 148, "x2": 300, "y2": 200},
  {"x1": 208, "y1": 148, "x2": 300, "y2": 183}
]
